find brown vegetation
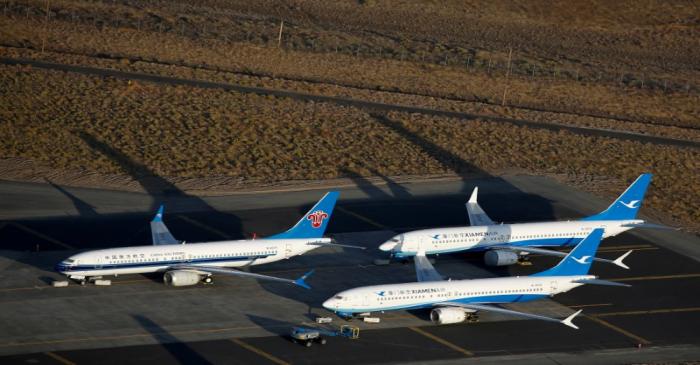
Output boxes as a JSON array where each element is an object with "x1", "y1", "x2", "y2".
[
  {"x1": 1, "y1": 65, "x2": 698, "y2": 230},
  {"x1": 1, "y1": 1, "x2": 698, "y2": 230}
]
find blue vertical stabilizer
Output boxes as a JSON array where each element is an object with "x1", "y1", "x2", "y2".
[
  {"x1": 532, "y1": 228, "x2": 604, "y2": 277},
  {"x1": 268, "y1": 192, "x2": 339, "y2": 239},
  {"x1": 581, "y1": 173, "x2": 652, "y2": 221}
]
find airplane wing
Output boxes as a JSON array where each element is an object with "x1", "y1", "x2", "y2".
[
  {"x1": 492, "y1": 245, "x2": 632, "y2": 269},
  {"x1": 170, "y1": 265, "x2": 314, "y2": 289},
  {"x1": 414, "y1": 250, "x2": 444, "y2": 282},
  {"x1": 466, "y1": 187, "x2": 495, "y2": 226},
  {"x1": 436, "y1": 302, "x2": 582, "y2": 329},
  {"x1": 151, "y1": 205, "x2": 182, "y2": 245}
]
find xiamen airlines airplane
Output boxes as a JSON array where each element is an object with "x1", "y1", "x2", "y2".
[
  {"x1": 324, "y1": 228, "x2": 629, "y2": 329},
  {"x1": 56, "y1": 192, "x2": 356, "y2": 288},
  {"x1": 379, "y1": 173, "x2": 665, "y2": 268}
]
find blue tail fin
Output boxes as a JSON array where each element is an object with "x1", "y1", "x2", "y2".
[
  {"x1": 268, "y1": 192, "x2": 339, "y2": 239},
  {"x1": 582, "y1": 173, "x2": 652, "y2": 221},
  {"x1": 532, "y1": 228, "x2": 604, "y2": 277}
]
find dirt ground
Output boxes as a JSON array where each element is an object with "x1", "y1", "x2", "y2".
[{"x1": 1, "y1": 0, "x2": 698, "y2": 230}]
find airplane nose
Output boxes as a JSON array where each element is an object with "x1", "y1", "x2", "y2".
[
  {"x1": 54, "y1": 263, "x2": 66, "y2": 272},
  {"x1": 378, "y1": 241, "x2": 397, "y2": 252},
  {"x1": 322, "y1": 299, "x2": 335, "y2": 309}
]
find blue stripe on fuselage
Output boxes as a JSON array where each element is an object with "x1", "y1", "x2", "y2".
[
  {"x1": 393, "y1": 237, "x2": 584, "y2": 258},
  {"x1": 333, "y1": 293, "x2": 547, "y2": 313},
  {"x1": 56, "y1": 254, "x2": 272, "y2": 273}
]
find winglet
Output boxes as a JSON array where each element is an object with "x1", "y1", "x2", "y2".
[
  {"x1": 293, "y1": 270, "x2": 314, "y2": 290},
  {"x1": 469, "y1": 187, "x2": 479, "y2": 203},
  {"x1": 613, "y1": 250, "x2": 632, "y2": 270},
  {"x1": 561, "y1": 309, "x2": 582, "y2": 330},
  {"x1": 152, "y1": 205, "x2": 165, "y2": 222}
]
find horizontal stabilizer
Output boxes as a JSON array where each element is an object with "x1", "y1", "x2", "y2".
[
  {"x1": 621, "y1": 222, "x2": 676, "y2": 230},
  {"x1": 573, "y1": 278, "x2": 631, "y2": 287},
  {"x1": 307, "y1": 240, "x2": 366, "y2": 250}
]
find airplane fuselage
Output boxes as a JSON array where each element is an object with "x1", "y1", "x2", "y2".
[
  {"x1": 55, "y1": 238, "x2": 328, "y2": 279},
  {"x1": 323, "y1": 274, "x2": 593, "y2": 316},
  {"x1": 384, "y1": 220, "x2": 641, "y2": 258}
]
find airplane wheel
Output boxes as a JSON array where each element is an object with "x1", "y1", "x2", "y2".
[
  {"x1": 319, "y1": 338, "x2": 327, "y2": 345},
  {"x1": 305, "y1": 341, "x2": 312, "y2": 347},
  {"x1": 203, "y1": 276, "x2": 213, "y2": 284}
]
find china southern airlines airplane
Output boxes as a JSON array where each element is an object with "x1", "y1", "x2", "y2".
[
  {"x1": 56, "y1": 192, "x2": 355, "y2": 288},
  {"x1": 324, "y1": 228, "x2": 629, "y2": 329},
  {"x1": 379, "y1": 173, "x2": 664, "y2": 268}
]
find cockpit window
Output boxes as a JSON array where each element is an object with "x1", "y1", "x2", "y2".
[
  {"x1": 63, "y1": 259, "x2": 74, "y2": 264},
  {"x1": 390, "y1": 238, "x2": 400, "y2": 242},
  {"x1": 334, "y1": 295, "x2": 343, "y2": 300}
]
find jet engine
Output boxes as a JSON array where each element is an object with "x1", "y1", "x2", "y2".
[
  {"x1": 163, "y1": 270, "x2": 201, "y2": 287},
  {"x1": 484, "y1": 250, "x2": 519, "y2": 266},
  {"x1": 430, "y1": 307, "x2": 468, "y2": 325}
]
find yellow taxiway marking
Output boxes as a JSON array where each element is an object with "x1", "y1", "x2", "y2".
[
  {"x1": 409, "y1": 326, "x2": 473, "y2": 357},
  {"x1": 231, "y1": 338, "x2": 289, "y2": 365},
  {"x1": 177, "y1": 215, "x2": 231, "y2": 239},
  {"x1": 595, "y1": 307, "x2": 700, "y2": 318},
  {"x1": 612, "y1": 273, "x2": 700, "y2": 282},
  {"x1": 568, "y1": 303, "x2": 613, "y2": 309},
  {"x1": 10, "y1": 222, "x2": 76, "y2": 250},
  {"x1": 45, "y1": 351, "x2": 76, "y2": 365},
  {"x1": 336, "y1": 207, "x2": 388, "y2": 230},
  {"x1": 586, "y1": 315, "x2": 652, "y2": 345}
]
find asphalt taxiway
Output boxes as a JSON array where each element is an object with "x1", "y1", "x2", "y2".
[{"x1": 0, "y1": 175, "x2": 699, "y2": 364}]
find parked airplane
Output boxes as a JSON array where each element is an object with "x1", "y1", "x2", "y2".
[
  {"x1": 324, "y1": 228, "x2": 629, "y2": 329},
  {"x1": 379, "y1": 173, "x2": 663, "y2": 268},
  {"x1": 56, "y1": 192, "x2": 356, "y2": 288}
]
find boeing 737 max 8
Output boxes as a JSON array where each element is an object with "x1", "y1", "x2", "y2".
[
  {"x1": 56, "y1": 192, "x2": 359, "y2": 288},
  {"x1": 379, "y1": 173, "x2": 666, "y2": 268},
  {"x1": 324, "y1": 228, "x2": 629, "y2": 329}
]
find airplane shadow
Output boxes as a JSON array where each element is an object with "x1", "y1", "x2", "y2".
[{"x1": 132, "y1": 314, "x2": 212, "y2": 365}]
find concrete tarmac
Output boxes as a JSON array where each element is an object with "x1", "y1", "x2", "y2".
[{"x1": 0, "y1": 175, "x2": 699, "y2": 364}]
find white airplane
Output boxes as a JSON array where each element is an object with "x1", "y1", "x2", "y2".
[
  {"x1": 379, "y1": 173, "x2": 665, "y2": 268},
  {"x1": 324, "y1": 228, "x2": 629, "y2": 329},
  {"x1": 56, "y1": 192, "x2": 358, "y2": 288}
]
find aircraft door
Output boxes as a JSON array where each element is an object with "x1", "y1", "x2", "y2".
[
  {"x1": 549, "y1": 280, "x2": 558, "y2": 294},
  {"x1": 285, "y1": 243, "x2": 293, "y2": 258},
  {"x1": 401, "y1": 235, "x2": 419, "y2": 253},
  {"x1": 94, "y1": 257, "x2": 102, "y2": 270},
  {"x1": 361, "y1": 294, "x2": 370, "y2": 306}
]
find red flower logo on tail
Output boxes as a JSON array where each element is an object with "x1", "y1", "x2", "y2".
[{"x1": 307, "y1": 210, "x2": 328, "y2": 228}]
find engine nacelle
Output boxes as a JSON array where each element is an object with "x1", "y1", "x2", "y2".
[
  {"x1": 484, "y1": 250, "x2": 519, "y2": 266},
  {"x1": 430, "y1": 307, "x2": 469, "y2": 325},
  {"x1": 163, "y1": 270, "x2": 201, "y2": 287}
]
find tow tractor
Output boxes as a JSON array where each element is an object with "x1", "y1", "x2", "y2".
[{"x1": 289, "y1": 325, "x2": 360, "y2": 347}]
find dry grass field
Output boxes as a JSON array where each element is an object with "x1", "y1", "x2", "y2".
[{"x1": 1, "y1": 1, "x2": 698, "y2": 230}]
